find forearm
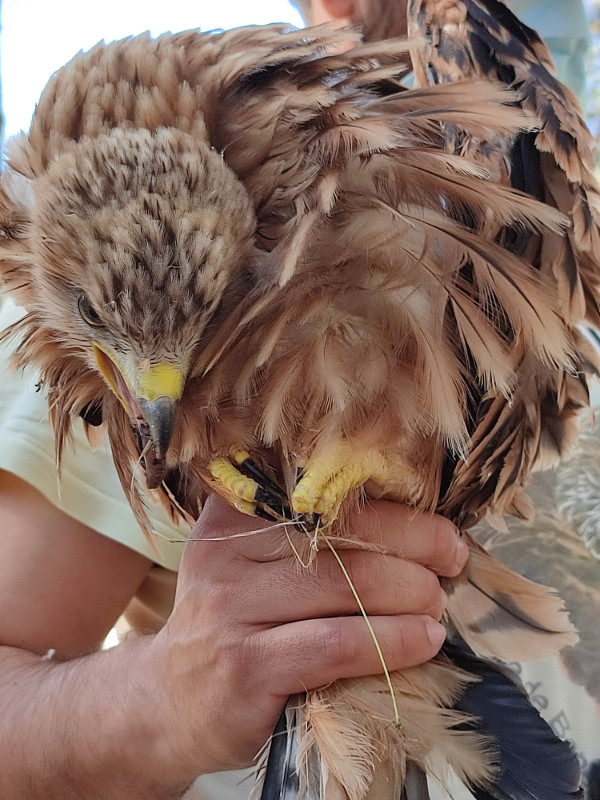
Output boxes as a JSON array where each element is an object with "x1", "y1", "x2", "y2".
[{"x1": 0, "y1": 640, "x2": 195, "y2": 800}]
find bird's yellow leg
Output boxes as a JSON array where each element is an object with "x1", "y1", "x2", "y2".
[
  {"x1": 292, "y1": 441, "x2": 390, "y2": 525},
  {"x1": 208, "y1": 453, "x2": 260, "y2": 515},
  {"x1": 208, "y1": 449, "x2": 289, "y2": 518}
]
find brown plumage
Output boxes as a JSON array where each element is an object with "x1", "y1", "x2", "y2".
[
  {"x1": 475, "y1": 411, "x2": 600, "y2": 706},
  {"x1": 0, "y1": 2, "x2": 598, "y2": 797}
]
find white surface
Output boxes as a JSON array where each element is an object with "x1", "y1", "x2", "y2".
[{"x1": 1, "y1": 0, "x2": 304, "y2": 140}]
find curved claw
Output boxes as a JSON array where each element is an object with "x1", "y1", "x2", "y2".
[
  {"x1": 291, "y1": 443, "x2": 389, "y2": 525},
  {"x1": 208, "y1": 451, "x2": 290, "y2": 519}
]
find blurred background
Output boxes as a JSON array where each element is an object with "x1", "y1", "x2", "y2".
[
  {"x1": 587, "y1": 0, "x2": 600, "y2": 144},
  {"x1": 0, "y1": 0, "x2": 303, "y2": 142}
]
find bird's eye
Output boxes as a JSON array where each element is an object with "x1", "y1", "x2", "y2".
[{"x1": 77, "y1": 294, "x2": 104, "y2": 327}]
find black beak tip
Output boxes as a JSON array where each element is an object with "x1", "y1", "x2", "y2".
[{"x1": 138, "y1": 396, "x2": 178, "y2": 459}]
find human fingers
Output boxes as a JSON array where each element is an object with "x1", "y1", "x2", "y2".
[
  {"x1": 182, "y1": 494, "x2": 296, "y2": 565},
  {"x1": 347, "y1": 500, "x2": 468, "y2": 577},
  {"x1": 250, "y1": 613, "x2": 447, "y2": 698},
  {"x1": 182, "y1": 498, "x2": 451, "y2": 623},
  {"x1": 230, "y1": 546, "x2": 446, "y2": 624},
  {"x1": 186, "y1": 496, "x2": 466, "y2": 577},
  {"x1": 185, "y1": 496, "x2": 446, "y2": 622}
]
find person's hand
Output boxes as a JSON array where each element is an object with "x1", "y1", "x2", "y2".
[{"x1": 147, "y1": 497, "x2": 468, "y2": 779}]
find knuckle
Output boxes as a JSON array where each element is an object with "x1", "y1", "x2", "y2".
[
  {"x1": 338, "y1": 550, "x2": 374, "y2": 595},
  {"x1": 422, "y1": 575, "x2": 444, "y2": 619},
  {"x1": 384, "y1": 617, "x2": 436, "y2": 670},
  {"x1": 370, "y1": 619, "x2": 426, "y2": 672},
  {"x1": 200, "y1": 580, "x2": 238, "y2": 626},
  {"x1": 397, "y1": 567, "x2": 442, "y2": 617},
  {"x1": 320, "y1": 550, "x2": 344, "y2": 590},
  {"x1": 319, "y1": 549, "x2": 367, "y2": 598},
  {"x1": 384, "y1": 624, "x2": 407, "y2": 667},
  {"x1": 219, "y1": 631, "x2": 260, "y2": 690},
  {"x1": 218, "y1": 650, "x2": 250, "y2": 698},
  {"x1": 418, "y1": 570, "x2": 443, "y2": 616}
]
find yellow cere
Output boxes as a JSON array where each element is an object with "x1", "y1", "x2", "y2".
[{"x1": 137, "y1": 362, "x2": 184, "y2": 402}]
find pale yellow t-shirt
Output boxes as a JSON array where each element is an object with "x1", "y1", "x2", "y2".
[{"x1": 0, "y1": 298, "x2": 187, "y2": 571}]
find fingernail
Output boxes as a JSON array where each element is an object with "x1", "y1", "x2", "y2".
[
  {"x1": 440, "y1": 588, "x2": 449, "y2": 616},
  {"x1": 426, "y1": 620, "x2": 446, "y2": 649},
  {"x1": 455, "y1": 537, "x2": 469, "y2": 567}
]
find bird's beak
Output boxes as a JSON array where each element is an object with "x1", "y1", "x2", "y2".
[
  {"x1": 93, "y1": 343, "x2": 184, "y2": 480},
  {"x1": 136, "y1": 365, "x2": 183, "y2": 460}
]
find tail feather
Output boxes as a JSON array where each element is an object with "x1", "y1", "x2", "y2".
[
  {"x1": 445, "y1": 639, "x2": 583, "y2": 800},
  {"x1": 446, "y1": 534, "x2": 578, "y2": 661},
  {"x1": 400, "y1": 764, "x2": 430, "y2": 800},
  {"x1": 255, "y1": 641, "x2": 583, "y2": 800},
  {"x1": 254, "y1": 661, "x2": 493, "y2": 800},
  {"x1": 257, "y1": 705, "x2": 302, "y2": 800}
]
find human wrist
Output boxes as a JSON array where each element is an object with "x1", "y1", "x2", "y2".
[
  {"x1": 84, "y1": 634, "x2": 202, "y2": 795},
  {"x1": 142, "y1": 621, "x2": 246, "y2": 781},
  {"x1": 0, "y1": 640, "x2": 197, "y2": 799}
]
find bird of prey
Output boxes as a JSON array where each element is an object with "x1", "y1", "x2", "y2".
[{"x1": 0, "y1": 1, "x2": 599, "y2": 798}]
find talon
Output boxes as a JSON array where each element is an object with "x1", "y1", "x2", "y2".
[
  {"x1": 232, "y1": 450, "x2": 288, "y2": 504},
  {"x1": 294, "y1": 512, "x2": 321, "y2": 533},
  {"x1": 255, "y1": 506, "x2": 280, "y2": 521},
  {"x1": 291, "y1": 443, "x2": 389, "y2": 525},
  {"x1": 255, "y1": 486, "x2": 289, "y2": 509},
  {"x1": 208, "y1": 452, "x2": 291, "y2": 520}
]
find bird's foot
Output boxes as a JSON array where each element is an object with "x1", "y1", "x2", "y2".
[
  {"x1": 208, "y1": 450, "x2": 290, "y2": 520},
  {"x1": 208, "y1": 443, "x2": 389, "y2": 531},
  {"x1": 292, "y1": 441, "x2": 389, "y2": 528}
]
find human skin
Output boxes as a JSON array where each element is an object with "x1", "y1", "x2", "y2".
[
  {"x1": 305, "y1": 0, "x2": 408, "y2": 39},
  {"x1": 0, "y1": 473, "x2": 466, "y2": 798}
]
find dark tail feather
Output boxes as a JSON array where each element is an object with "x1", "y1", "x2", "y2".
[
  {"x1": 444, "y1": 639, "x2": 583, "y2": 800},
  {"x1": 401, "y1": 763, "x2": 430, "y2": 800},
  {"x1": 585, "y1": 761, "x2": 600, "y2": 800},
  {"x1": 259, "y1": 704, "x2": 303, "y2": 800}
]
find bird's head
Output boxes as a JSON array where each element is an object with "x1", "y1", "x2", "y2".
[{"x1": 21, "y1": 126, "x2": 258, "y2": 487}]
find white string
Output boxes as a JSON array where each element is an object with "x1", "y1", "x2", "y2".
[
  {"x1": 149, "y1": 517, "x2": 304, "y2": 545},
  {"x1": 130, "y1": 438, "x2": 152, "y2": 498}
]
